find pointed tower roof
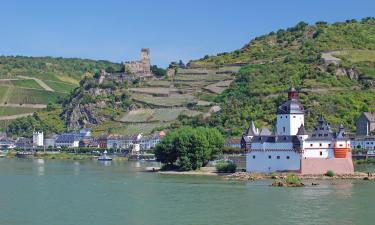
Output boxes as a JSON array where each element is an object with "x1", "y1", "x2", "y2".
[
  {"x1": 245, "y1": 121, "x2": 259, "y2": 136},
  {"x1": 296, "y1": 124, "x2": 306, "y2": 135}
]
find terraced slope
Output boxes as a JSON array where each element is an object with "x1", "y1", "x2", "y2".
[{"x1": 89, "y1": 67, "x2": 239, "y2": 136}]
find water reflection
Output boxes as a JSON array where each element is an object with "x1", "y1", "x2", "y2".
[
  {"x1": 35, "y1": 158, "x2": 45, "y2": 176},
  {"x1": 74, "y1": 161, "x2": 80, "y2": 176},
  {"x1": 98, "y1": 161, "x2": 112, "y2": 166}
]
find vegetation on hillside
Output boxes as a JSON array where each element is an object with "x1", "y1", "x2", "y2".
[
  {"x1": 180, "y1": 18, "x2": 375, "y2": 136},
  {"x1": 0, "y1": 56, "x2": 121, "y2": 84},
  {"x1": 7, "y1": 106, "x2": 66, "y2": 138}
]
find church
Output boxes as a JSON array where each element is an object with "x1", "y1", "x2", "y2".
[{"x1": 241, "y1": 87, "x2": 354, "y2": 174}]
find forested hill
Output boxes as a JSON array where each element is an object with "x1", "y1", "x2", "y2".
[
  {"x1": 0, "y1": 56, "x2": 122, "y2": 84},
  {"x1": 186, "y1": 18, "x2": 375, "y2": 136}
]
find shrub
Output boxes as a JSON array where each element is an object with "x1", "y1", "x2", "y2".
[
  {"x1": 286, "y1": 173, "x2": 301, "y2": 184},
  {"x1": 326, "y1": 170, "x2": 335, "y2": 177},
  {"x1": 215, "y1": 160, "x2": 237, "y2": 173}
]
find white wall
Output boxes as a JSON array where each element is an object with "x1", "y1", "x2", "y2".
[
  {"x1": 246, "y1": 151, "x2": 300, "y2": 173},
  {"x1": 33, "y1": 132, "x2": 44, "y2": 147},
  {"x1": 276, "y1": 114, "x2": 304, "y2": 135},
  {"x1": 303, "y1": 140, "x2": 333, "y2": 158}
]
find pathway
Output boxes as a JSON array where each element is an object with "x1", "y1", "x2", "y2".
[
  {"x1": 17, "y1": 76, "x2": 54, "y2": 92},
  {"x1": 0, "y1": 113, "x2": 33, "y2": 121},
  {"x1": 0, "y1": 103, "x2": 47, "y2": 109}
]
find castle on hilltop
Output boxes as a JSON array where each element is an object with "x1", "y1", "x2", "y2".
[
  {"x1": 124, "y1": 48, "x2": 151, "y2": 75},
  {"x1": 241, "y1": 87, "x2": 354, "y2": 174}
]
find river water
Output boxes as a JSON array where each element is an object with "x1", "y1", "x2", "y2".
[{"x1": 0, "y1": 158, "x2": 374, "y2": 225}]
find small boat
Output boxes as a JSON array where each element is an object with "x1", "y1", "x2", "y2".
[{"x1": 98, "y1": 150, "x2": 112, "y2": 161}]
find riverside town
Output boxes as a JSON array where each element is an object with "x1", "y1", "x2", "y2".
[{"x1": 1, "y1": 1, "x2": 375, "y2": 225}]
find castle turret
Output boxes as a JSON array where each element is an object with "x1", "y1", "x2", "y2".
[{"x1": 276, "y1": 87, "x2": 305, "y2": 135}]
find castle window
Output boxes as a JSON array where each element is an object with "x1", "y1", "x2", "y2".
[
  {"x1": 318, "y1": 134, "x2": 322, "y2": 137},
  {"x1": 252, "y1": 155, "x2": 256, "y2": 159},
  {"x1": 286, "y1": 116, "x2": 288, "y2": 118},
  {"x1": 324, "y1": 134, "x2": 328, "y2": 136},
  {"x1": 312, "y1": 134, "x2": 316, "y2": 137},
  {"x1": 339, "y1": 144, "x2": 343, "y2": 147},
  {"x1": 319, "y1": 143, "x2": 322, "y2": 147},
  {"x1": 280, "y1": 116, "x2": 283, "y2": 118},
  {"x1": 328, "y1": 144, "x2": 331, "y2": 147},
  {"x1": 286, "y1": 156, "x2": 290, "y2": 159},
  {"x1": 293, "y1": 116, "x2": 296, "y2": 118},
  {"x1": 277, "y1": 156, "x2": 280, "y2": 159},
  {"x1": 320, "y1": 151, "x2": 323, "y2": 156},
  {"x1": 283, "y1": 127, "x2": 286, "y2": 132},
  {"x1": 310, "y1": 144, "x2": 313, "y2": 147},
  {"x1": 268, "y1": 155, "x2": 271, "y2": 159}
]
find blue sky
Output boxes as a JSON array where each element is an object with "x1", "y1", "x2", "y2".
[{"x1": 0, "y1": 0, "x2": 374, "y2": 67}]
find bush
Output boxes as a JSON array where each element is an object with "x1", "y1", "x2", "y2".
[
  {"x1": 325, "y1": 170, "x2": 335, "y2": 177},
  {"x1": 286, "y1": 174, "x2": 301, "y2": 184},
  {"x1": 215, "y1": 161, "x2": 237, "y2": 173}
]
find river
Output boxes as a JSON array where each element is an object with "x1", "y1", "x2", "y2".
[{"x1": 0, "y1": 158, "x2": 374, "y2": 225}]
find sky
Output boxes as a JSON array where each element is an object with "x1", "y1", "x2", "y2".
[{"x1": 0, "y1": 0, "x2": 374, "y2": 67}]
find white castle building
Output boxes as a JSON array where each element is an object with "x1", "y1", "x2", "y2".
[
  {"x1": 241, "y1": 87, "x2": 354, "y2": 174},
  {"x1": 33, "y1": 131, "x2": 44, "y2": 147}
]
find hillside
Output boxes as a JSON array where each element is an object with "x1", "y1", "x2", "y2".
[
  {"x1": 5, "y1": 18, "x2": 375, "y2": 137},
  {"x1": 0, "y1": 56, "x2": 121, "y2": 132},
  {"x1": 186, "y1": 18, "x2": 375, "y2": 136},
  {"x1": 62, "y1": 67, "x2": 238, "y2": 136}
]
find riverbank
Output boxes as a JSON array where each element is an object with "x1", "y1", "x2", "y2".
[
  {"x1": 225, "y1": 172, "x2": 375, "y2": 181},
  {"x1": 153, "y1": 166, "x2": 375, "y2": 181},
  {"x1": 4, "y1": 151, "x2": 128, "y2": 161},
  {"x1": 152, "y1": 166, "x2": 231, "y2": 176}
]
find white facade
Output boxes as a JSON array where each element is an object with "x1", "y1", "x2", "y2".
[
  {"x1": 55, "y1": 141, "x2": 79, "y2": 148},
  {"x1": 246, "y1": 150, "x2": 301, "y2": 173},
  {"x1": 302, "y1": 140, "x2": 334, "y2": 158},
  {"x1": 33, "y1": 131, "x2": 44, "y2": 147},
  {"x1": 276, "y1": 114, "x2": 304, "y2": 136}
]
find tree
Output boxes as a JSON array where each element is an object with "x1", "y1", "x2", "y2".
[
  {"x1": 150, "y1": 65, "x2": 166, "y2": 77},
  {"x1": 154, "y1": 126, "x2": 224, "y2": 171}
]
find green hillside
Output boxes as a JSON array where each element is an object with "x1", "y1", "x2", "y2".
[
  {"x1": 184, "y1": 18, "x2": 375, "y2": 136},
  {"x1": 0, "y1": 56, "x2": 122, "y2": 133},
  {"x1": 0, "y1": 56, "x2": 121, "y2": 84}
]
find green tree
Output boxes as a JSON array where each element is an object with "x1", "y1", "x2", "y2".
[{"x1": 154, "y1": 126, "x2": 224, "y2": 171}]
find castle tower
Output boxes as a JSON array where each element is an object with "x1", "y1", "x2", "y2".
[
  {"x1": 141, "y1": 48, "x2": 151, "y2": 73},
  {"x1": 276, "y1": 87, "x2": 305, "y2": 135}
]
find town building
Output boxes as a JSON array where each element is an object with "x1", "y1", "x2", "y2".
[
  {"x1": 242, "y1": 87, "x2": 354, "y2": 174},
  {"x1": 356, "y1": 112, "x2": 375, "y2": 136},
  {"x1": 33, "y1": 131, "x2": 44, "y2": 147},
  {"x1": 107, "y1": 135, "x2": 136, "y2": 149},
  {"x1": 97, "y1": 135, "x2": 108, "y2": 149},
  {"x1": 224, "y1": 137, "x2": 242, "y2": 149},
  {"x1": 55, "y1": 133, "x2": 81, "y2": 148},
  {"x1": 351, "y1": 136, "x2": 375, "y2": 151}
]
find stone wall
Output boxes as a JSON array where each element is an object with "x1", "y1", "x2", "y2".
[{"x1": 300, "y1": 153, "x2": 354, "y2": 174}]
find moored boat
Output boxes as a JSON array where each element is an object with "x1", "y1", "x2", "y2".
[{"x1": 98, "y1": 150, "x2": 112, "y2": 161}]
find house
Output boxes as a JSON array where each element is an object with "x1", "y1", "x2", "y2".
[
  {"x1": 351, "y1": 136, "x2": 375, "y2": 151},
  {"x1": 15, "y1": 137, "x2": 33, "y2": 149},
  {"x1": 224, "y1": 137, "x2": 242, "y2": 149},
  {"x1": 97, "y1": 135, "x2": 108, "y2": 149},
  {"x1": 242, "y1": 87, "x2": 353, "y2": 174},
  {"x1": 139, "y1": 132, "x2": 165, "y2": 150},
  {"x1": 107, "y1": 135, "x2": 136, "y2": 149},
  {"x1": 356, "y1": 112, "x2": 375, "y2": 136},
  {"x1": 55, "y1": 133, "x2": 81, "y2": 148}
]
